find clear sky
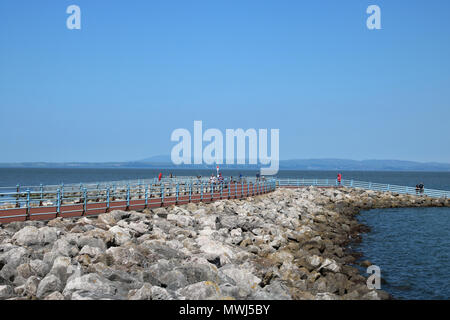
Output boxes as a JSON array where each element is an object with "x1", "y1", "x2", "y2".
[{"x1": 1, "y1": 0, "x2": 449, "y2": 163}]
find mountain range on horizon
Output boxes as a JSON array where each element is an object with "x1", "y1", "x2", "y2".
[{"x1": 1, "y1": 156, "x2": 450, "y2": 172}]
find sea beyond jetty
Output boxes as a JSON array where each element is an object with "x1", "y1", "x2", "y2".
[{"x1": 0, "y1": 187, "x2": 448, "y2": 300}]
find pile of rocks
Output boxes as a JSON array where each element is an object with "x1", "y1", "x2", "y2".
[{"x1": 0, "y1": 187, "x2": 447, "y2": 300}]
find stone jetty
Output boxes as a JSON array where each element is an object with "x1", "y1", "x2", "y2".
[{"x1": 0, "y1": 186, "x2": 448, "y2": 300}]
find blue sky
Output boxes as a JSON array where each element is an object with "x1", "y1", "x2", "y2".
[{"x1": 1, "y1": 0, "x2": 449, "y2": 163}]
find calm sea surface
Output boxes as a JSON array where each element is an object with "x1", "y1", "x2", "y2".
[{"x1": 0, "y1": 168, "x2": 449, "y2": 299}]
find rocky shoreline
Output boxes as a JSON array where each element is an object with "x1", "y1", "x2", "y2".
[{"x1": 0, "y1": 186, "x2": 448, "y2": 300}]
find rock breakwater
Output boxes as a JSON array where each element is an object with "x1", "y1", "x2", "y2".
[{"x1": 0, "y1": 187, "x2": 448, "y2": 300}]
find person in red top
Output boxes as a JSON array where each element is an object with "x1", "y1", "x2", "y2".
[
  {"x1": 337, "y1": 173, "x2": 342, "y2": 185},
  {"x1": 158, "y1": 172, "x2": 162, "y2": 181}
]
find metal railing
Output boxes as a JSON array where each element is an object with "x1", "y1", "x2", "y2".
[
  {"x1": 1, "y1": 175, "x2": 448, "y2": 223},
  {"x1": 276, "y1": 178, "x2": 450, "y2": 199},
  {"x1": 0, "y1": 177, "x2": 277, "y2": 223}
]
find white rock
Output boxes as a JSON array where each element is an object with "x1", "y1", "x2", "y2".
[
  {"x1": 63, "y1": 273, "x2": 118, "y2": 299},
  {"x1": 36, "y1": 274, "x2": 62, "y2": 299},
  {"x1": 108, "y1": 226, "x2": 131, "y2": 245},
  {"x1": 220, "y1": 267, "x2": 261, "y2": 293}
]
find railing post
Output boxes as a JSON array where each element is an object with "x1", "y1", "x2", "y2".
[
  {"x1": 201, "y1": 182, "x2": 203, "y2": 202},
  {"x1": 83, "y1": 188, "x2": 87, "y2": 215},
  {"x1": 15, "y1": 184, "x2": 20, "y2": 208},
  {"x1": 145, "y1": 184, "x2": 148, "y2": 208},
  {"x1": 26, "y1": 189, "x2": 31, "y2": 220},
  {"x1": 176, "y1": 183, "x2": 179, "y2": 204},
  {"x1": 56, "y1": 188, "x2": 61, "y2": 217},
  {"x1": 160, "y1": 184, "x2": 164, "y2": 206},
  {"x1": 126, "y1": 184, "x2": 130, "y2": 210},
  {"x1": 189, "y1": 182, "x2": 192, "y2": 202},
  {"x1": 138, "y1": 179, "x2": 141, "y2": 199},
  {"x1": 241, "y1": 181, "x2": 243, "y2": 198},
  {"x1": 351, "y1": 180, "x2": 354, "y2": 187},
  {"x1": 387, "y1": 184, "x2": 390, "y2": 191},
  {"x1": 39, "y1": 184, "x2": 43, "y2": 206},
  {"x1": 61, "y1": 183, "x2": 64, "y2": 205},
  {"x1": 228, "y1": 182, "x2": 231, "y2": 199},
  {"x1": 221, "y1": 183, "x2": 223, "y2": 199}
]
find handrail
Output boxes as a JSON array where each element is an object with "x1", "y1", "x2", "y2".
[
  {"x1": 0, "y1": 177, "x2": 277, "y2": 215},
  {"x1": 276, "y1": 178, "x2": 450, "y2": 199}
]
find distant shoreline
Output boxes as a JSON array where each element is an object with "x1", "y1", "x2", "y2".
[
  {"x1": 1, "y1": 158, "x2": 450, "y2": 171},
  {"x1": 1, "y1": 167, "x2": 450, "y2": 173}
]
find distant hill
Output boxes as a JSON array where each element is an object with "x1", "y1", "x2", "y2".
[{"x1": 1, "y1": 157, "x2": 450, "y2": 171}]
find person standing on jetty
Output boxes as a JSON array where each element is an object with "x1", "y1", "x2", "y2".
[
  {"x1": 337, "y1": 173, "x2": 342, "y2": 186},
  {"x1": 419, "y1": 182, "x2": 425, "y2": 194},
  {"x1": 158, "y1": 172, "x2": 162, "y2": 182}
]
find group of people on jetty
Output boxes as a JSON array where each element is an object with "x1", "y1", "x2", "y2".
[{"x1": 156, "y1": 171, "x2": 265, "y2": 190}]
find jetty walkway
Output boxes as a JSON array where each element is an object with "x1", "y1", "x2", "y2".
[{"x1": 0, "y1": 177, "x2": 448, "y2": 224}]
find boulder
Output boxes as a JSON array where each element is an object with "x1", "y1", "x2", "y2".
[
  {"x1": 167, "y1": 214, "x2": 194, "y2": 228},
  {"x1": 128, "y1": 283, "x2": 152, "y2": 300},
  {"x1": 49, "y1": 256, "x2": 74, "y2": 283},
  {"x1": 0, "y1": 285, "x2": 13, "y2": 299},
  {"x1": 219, "y1": 266, "x2": 261, "y2": 294},
  {"x1": 105, "y1": 246, "x2": 147, "y2": 268},
  {"x1": 23, "y1": 276, "x2": 41, "y2": 297},
  {"x1": 44, "y1": 291, "x2": 65, "y2": 300},
  {"x1": 12, "y1": 226, "x2": 40, "y2": 246},
  {"x1": 176, "y1": 281, "x2": 223, "y2": 300},
  {"x1": 108, "y1": 226, "x2": 131, "y2": 246},
  {"x1": 36, "y1": 274, "x2": 63, "y2": 299},
  {"x1": 62, "y1": 273, "x2": 119, "y2": 299},
  {"x1": 52, "y1": 239, "x2": 79, "y2": 257},
  {"x1": 79, "y1": 245, "x2": 103, "y2": 258},
  {"x1": 0, "y1": 246, "x2": 28, "y2": 268}
]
